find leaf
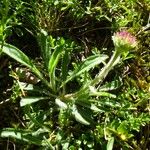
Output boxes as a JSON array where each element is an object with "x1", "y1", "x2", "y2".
[
  {"x1": 0, "y1": 128, "x2": 54, "y2": 149},
  {"x1": 48, "y1": 38, "x2": 64, "y2": 91},
  {"x1": 1, "y1": 42, "x2": 50, "y2": 87},
  {"x1": 99, "y1": 78, "x2": 122, "y2": 91},
  {"x1": 89, "y1": 86, "x2": 116, "y2": 98},
  {"x1": 72, "y1": 105, "x2": 90, "y2": 125},
  {"x1": 55, "y1": 98, "x2": 67, "y2": 109},
  {"x1": 62, "y1": 54, "x2": 108, "y2": 86},
  {"x1": 73, "y1": 109, "x2": 90, "y2": 125},
  {"x1": 61, "y1": 48, "x2": 70, "y2": 82},
  {"x1": 20, "y1": 97, "x2": 49, "y2": 107},
  {"x1": 1, "y1": 42, "x2": 34, "y2": 69},
  {"x1": 107, "y1": 137, "x2": 114, "y2": 150},
  {"x1": 37, "y1": 30, "x2": 53, "y2": 68},
  {"x1": 99, "y1": 99, "x2": 121, "y2": 108},
  {"x1": 38, "y1": 31, "x2": 49, "y2": 66},
  {"x1": 0, "y1": 128, "x2": 43, "y2": 146},
  {"x1": 76, "y1": 100, "x2": 103, "y2": 112},
  {"x1": 92, "y1": 91, "x2": 116, "y2": 98},
  {"x1": 72, "y1": 105, "x2": 95, "y2": 125}
]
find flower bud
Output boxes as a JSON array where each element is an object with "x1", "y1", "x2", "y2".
[{"x1": 112, "y1": 30, "x2": 137, "y2": 53}]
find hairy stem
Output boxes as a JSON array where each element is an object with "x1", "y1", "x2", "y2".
[
  {"x1": 91, "y1": 49, "x2": 120, "y2": 86},
  {"x1": 76, "y1": 49, "x2": 120, "y2": 95}
]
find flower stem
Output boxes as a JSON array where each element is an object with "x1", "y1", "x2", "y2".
[
  {"x1": 91, "y1": 49, "x2": 120, "y2": 86},
  {"x1": 77, "y1": 49, "x2": 120, "y2": 95}
]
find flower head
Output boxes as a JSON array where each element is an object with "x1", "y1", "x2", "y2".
[{"x1": 112, "y1": 30, "x2": 137, "y2": 53}]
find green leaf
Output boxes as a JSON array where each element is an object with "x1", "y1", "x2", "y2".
[
  {"x1": 0, "y1": 128, "x2": 43, "y2": 146},
  {"x1": 48, "y1": 38, "x2": 64, "y2": 91},
  {"x1": 99, "y1": 99, "x2": 121, "y2": 108},
  {"x1": 72, "y1": 105, "x2": 94, "y2": 125},
  {"x1": 55, "y1": 98, "x2": 67, "y2": 109},
  {"x1": 20, "y1": 97, "x2": 49, "y2": 107},
  {"x1": 62, "y1": 54, "x2": 108, "y2": 86},
  {"x1": 89, "y1": 86, "x2": 116, "y2": 98},
  {"x1": 107, "y1": 137, "x2": 114, "y2": 150},
  {"x1": 0, "y1": 128, "x2": 54, "y2": 148},
  {"x1": 73, "y1": 109, "x2": 90, "y2": 125},
  {"x1": 72, "y1": 105, "x2": 90, "y2": 125},
  {"x1": 1, "y1": 42, "x2": 50, "y2": 87},
  {"x1": 61, "y1": 48, "x2": 70, "y2": 81},
  {"x1": 91, "y1": 91, "x2": 116, "y2": 98},
  {"x1": 1, "y1": 42, "x2": 34, "y2": 69},
  {"x1": 37, "y1": 30, "x2": 49, "y2": 67},
  {"x1": 99, "y1": 78, "x2": 122, "y2": 91},
  {"x1": 37, "y1": 30, "x2": 54, "y2": 68},
  {"x1": 76, "y1": 100, "x2": 103, "y2": 112}
]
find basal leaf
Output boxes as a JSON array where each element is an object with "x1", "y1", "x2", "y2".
[
  {"x1": 99, "y1": 78, "x2": 122, "y2": 91},
  {"x1": 62, "y1": 54, "x2": 108, "y2": 86},
  {"x1": 89, "y1": 86, "x2": 116, "y2": 98},
  {"x1": 55, "y1": 98, "x2": 68, "y2": 109},
  {"x1": 37, "y1": 30, "x2": 53, "y2": 68},
  {"x1": 0, "y1": 128, "x2": 54, "y2": 148},
  {"x1": 73, "y1": 108, "x2": 90, "y2": 125},
  {"x1": 107, "y1": 137, "x2": 114, "y2": 150},
  {"x1": 61, "y1": 48, "x2": 70, "y2": 82},
  {"x1": 0, "y1": 128, "x2": 42, "y2": 146},
  {"x1": 76, "y1": 100, "x2": 103, "y2": 112},
  {"x1": 48, "y1": 39, "x2": 64, "y2": 91},
  {"x1": 1, "y1": 41, "x2": 50, "y2": 88},
  {"x1": 1, "y1": 42, "x2": 34, "y2": 69},
  {"x1": 20, "y1": 97, "x2": 49, "y2": 107},
  {"x1": 72, "y1": 105, "x2": 94, "y2": 125}
]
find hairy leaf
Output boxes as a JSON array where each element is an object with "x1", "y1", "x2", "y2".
[
  {"x1": 62, "y1": 54, "x2": 108, "y2": 86},
  {"x1": 1, "y1": 42, "x2": 34, "y2": 69},
  {"x1": 1, "y1": 42, "x2": 50, "y2": 87},
  {"x1": 107, "y1": 137, "x2": 114, "y2": 150},
  {"x1": 20, "y1": 97, "x2": 49, "y2": 106},
  {"x1": 48, "y1": 38, "x2": 64, "y2": 91}
]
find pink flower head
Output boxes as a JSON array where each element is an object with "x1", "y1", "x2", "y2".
[{"x1": 112, "y1": 30, "x2": 137, "y2": 52}]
